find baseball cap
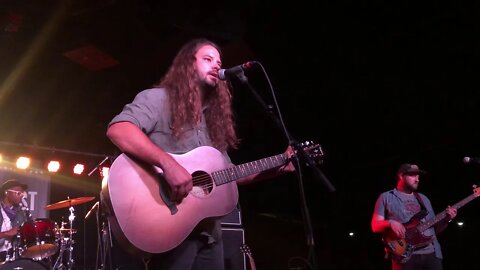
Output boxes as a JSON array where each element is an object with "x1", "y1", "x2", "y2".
[
  {"x1": 397, "y1": 163, "x2": 426, "y2": 176},
  {"x1": 0, "y1": 179, "x2": 28, "y2": 193}
]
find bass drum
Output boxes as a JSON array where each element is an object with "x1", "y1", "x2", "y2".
[{"x1": 0, "y1": 258, "x2": 49, "y2": 270}]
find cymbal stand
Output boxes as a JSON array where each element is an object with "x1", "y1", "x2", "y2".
[
  {"x1": 53, "y1": 206, "x2": 76, "y2": 270},
  {"x1": 53, "y1": 235, "x2": 66, "y2": 270},
  {"x1": 66, "y1": 206, "x2": 75, "y2": 270}
]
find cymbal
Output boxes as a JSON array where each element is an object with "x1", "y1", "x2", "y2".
[
  {"x1": 57, "y1": 228, "x2": 77, "y2": 234},
  {"x1": 45, "y1": 197, "x2": 95, "y2": 210}
]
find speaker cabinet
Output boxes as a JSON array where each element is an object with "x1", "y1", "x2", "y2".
[
  {"x1": 221, "y1": 204, "x2": 242, "y2": 226},
  {"x1": 222, "y1": 227, "x2": 248, "y2": 270}
]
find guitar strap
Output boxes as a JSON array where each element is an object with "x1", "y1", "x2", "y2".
[{"x1": 413, "y1": 192, "x2": 427, "y2": 212}]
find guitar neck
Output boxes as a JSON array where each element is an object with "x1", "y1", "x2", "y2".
[
  {"x1": 212, "y1": 153, "x2": 288, "y2": 186},
  {"x1": 247, "y1": 254, "x2": 257, "y2": 270},
  {"x1": 417, "y1": 193, "x2": 477, "y2": 232}
]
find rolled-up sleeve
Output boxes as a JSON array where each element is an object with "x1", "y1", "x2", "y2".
[{"x1": 109, "y1": 88, "x2": 169, "y2": 134}]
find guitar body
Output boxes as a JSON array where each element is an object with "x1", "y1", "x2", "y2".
[
  {"x1": 101, "y1": 146, "x2": 239, "y2": 256},
  {"x1": 383, "y1": 211, "x2": 433, "y2": 263}
]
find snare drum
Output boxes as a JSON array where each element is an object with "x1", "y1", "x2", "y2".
[{"x1": 18, "y1": 218, "x2": 58, "y2": 260}]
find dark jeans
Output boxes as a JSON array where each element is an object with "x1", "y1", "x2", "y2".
[
  {"x1": 148, "y1": 234, "x2": 225, "y2": 270},
  {"x1": 392, "y1": 253, "x2": 443, "y2": 270},
  {"x1": 110, "y1": 232, "x2": 225, "y2": 270}
]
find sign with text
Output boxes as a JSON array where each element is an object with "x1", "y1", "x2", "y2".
[{"x1": 0, "y1": 169, "x2": 50, "y2": 219}]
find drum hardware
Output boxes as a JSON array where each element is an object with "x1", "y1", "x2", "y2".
[
  {"x1": 46, "y1": 196, "x2": 94, "y2": 270},
  {"x1": 4, "y1": 233, "x2": 22, "y2": 262},
  {"x1": 57, "y1": 228, "x2": 77, "y2": 234},
  {"x1": 18, "y1": 218, "x2": 58, "y2": 260},
  {"x1": 0, "y1": 258, "x2": 49, "y2": 269},
  {"x1": 16, "y1": 192, "x2": 58, "y2": 260},
  {"x1": 1, "y1": 196, "x2": 95, "y2": 269},
  {"x1": 52, "y1": 205, "x2": 76, "y2": 270}
]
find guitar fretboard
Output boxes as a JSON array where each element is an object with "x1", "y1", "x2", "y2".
[
  {"x1": 418, "y1": 192, "x2": 478, "y2": 232},
  {"x1": 212, "y1": 153, "x2": 288, "y2": 186}
]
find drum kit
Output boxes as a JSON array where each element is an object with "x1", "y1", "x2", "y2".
[{"x1": 0, "y1": 196, "x2": 95, "y2": 270}]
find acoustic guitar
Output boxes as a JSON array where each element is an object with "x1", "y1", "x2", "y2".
[{"x1": 101, "y1": 142, "x2": 323, "y2": 256}]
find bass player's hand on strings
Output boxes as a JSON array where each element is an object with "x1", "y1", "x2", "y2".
[
  {"x1": 389, "y1": 220, "x2": 406, "y2": 239},
  {"x1": 445, "y1": 205, "x2": 457, "y2": 220}
]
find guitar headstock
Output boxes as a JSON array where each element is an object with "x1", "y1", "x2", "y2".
[
  {"x1": 240, "y1": 244, "x2": 257, "y2": 270},
  {"x1": 296, "y1": 141, "x2": 325, "y2": 165}
]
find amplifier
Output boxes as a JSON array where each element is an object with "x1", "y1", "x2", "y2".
[
  {"x1": 221, "y1": 203, "x2": 242, "y2": 226},
  {"x1": 222, "y1": 227, "x2": 248, "y2": 270}
]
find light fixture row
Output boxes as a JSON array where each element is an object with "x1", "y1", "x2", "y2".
[{"x1": 0, "y1": 154, "x2": 109, "y2": 177}]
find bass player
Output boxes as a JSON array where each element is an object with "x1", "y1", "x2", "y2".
[{"x1": 371, "y1": 163, "x2": 457, "y2": 270}]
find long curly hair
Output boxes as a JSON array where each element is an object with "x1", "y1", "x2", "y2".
[{"x1": 155, "y1": 38, "x2": 239, "y2": 151}]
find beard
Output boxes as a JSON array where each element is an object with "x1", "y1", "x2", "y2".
[{"x1": 405, "y1": 182, "x2": 418, "y2": 193}]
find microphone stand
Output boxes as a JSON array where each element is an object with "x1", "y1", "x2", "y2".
[
  {"x1": 88, "y1": 156, "x2": 110, "y2": 176},
  {"x1": 234, "y1": 68, "x2": 336, "y2": 270},
  {"x1": 21, "y1": 200, "x2": 33, "y2": 222},
  {"x1": 14, "y1": 198, "x2": 33, "y2": 261}
]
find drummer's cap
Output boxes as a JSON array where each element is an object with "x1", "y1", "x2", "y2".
[{"x1": 0, "y1": 179, "x2": 28, "y2": 194}]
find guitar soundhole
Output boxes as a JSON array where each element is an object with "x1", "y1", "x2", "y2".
[{"x1": 191, "y1": 171, "x2": 213, "y2": 196}]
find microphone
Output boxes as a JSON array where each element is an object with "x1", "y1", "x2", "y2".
[
  {"x1": 21, "y1": 196, "x2": 33, "y2": 219},
  {"x1": 21, "y1": 196, "x2": 29, "y2": 211},
  {"x1": 218, "y1": 61, "x2": 257, "y2": 81},
  {"x1": 85, "y1": 201, "x2": 100, "y2": 220},
  {"x1": 463, "y1": 157, "x2": 480, "y2": 164}
]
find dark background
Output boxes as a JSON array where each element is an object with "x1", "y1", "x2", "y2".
[{"x1": 1, "y1": 0, "x2": 480, "y2": 269}]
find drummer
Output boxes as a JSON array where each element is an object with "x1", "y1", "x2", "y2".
[{"x1": 0, "y1": 179, "x2": 29, "y2": 261}]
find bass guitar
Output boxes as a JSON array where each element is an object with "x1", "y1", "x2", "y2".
[
  {"x1": 101, "y1": 142, "x2": 323, "y2": 256},
  {"x1": 383, "y1": 186, "x2": 480, "y2": 263}
]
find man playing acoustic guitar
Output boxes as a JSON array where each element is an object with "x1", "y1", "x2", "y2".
[
  {"x1": 371, "y1": 163, "x2": 457, "y2": 270},
  {"x1": 106, "y1": 38, "x2": 296, "y2": 270}
]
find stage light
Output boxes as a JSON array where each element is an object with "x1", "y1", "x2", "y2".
[
  {"x1": 16, "y1": 156, "x2": 31, "y2": 169},
  {"x1": 47, "y1": 161, "x2": 61, "y2": 172},
  {"x1": 100, "y1": 166, "x2": 109, "y2": 178},
  {"x1": 73, "y1": 163, "x2": 85, "y2": 175},
  {"x1": 0, "y1": 154, "x2": 3, "y2": 164}
]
